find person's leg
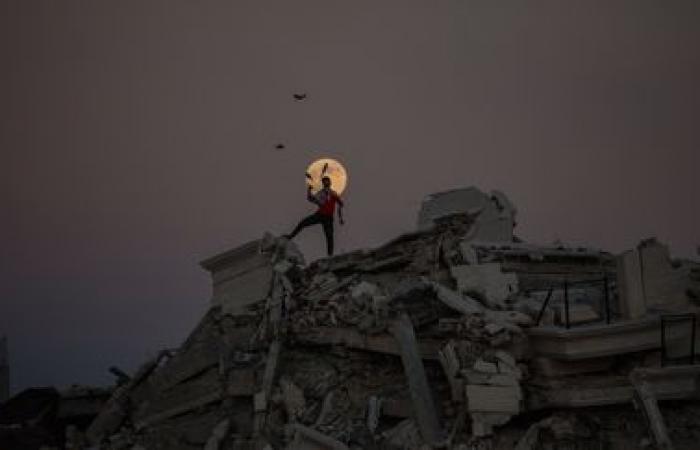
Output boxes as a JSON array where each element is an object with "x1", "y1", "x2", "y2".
[
  {"x1": 287, "y1": 213, "x2": 321, "y2": 239},
  {"x1": 321, "y1": 216, "x2": 334, "y2": 256}
]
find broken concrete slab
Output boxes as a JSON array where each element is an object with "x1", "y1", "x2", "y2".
[
  {"x1": 632, "y1": 380, "x2": 674, "y2": 450},
  {"x1": 450, "y1": 263, "x2": 519, "y2": 308},
  {"x1": 417, "y1": 186, "x2": 516, "y2": 242}
]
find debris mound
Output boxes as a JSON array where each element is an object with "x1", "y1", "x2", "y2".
[{"x1": 8, "y1": 186, "x2": 699, "y2": 450}]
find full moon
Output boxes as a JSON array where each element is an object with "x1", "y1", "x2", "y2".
[{"x1": 306, "y1": 158, "x2": 348, "y2": 195}]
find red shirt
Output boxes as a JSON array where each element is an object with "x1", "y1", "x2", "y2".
[{"x1": 316, "y1": 189, "x2": 341, "y2": 216}]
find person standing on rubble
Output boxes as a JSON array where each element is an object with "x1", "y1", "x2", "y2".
[{"x1": 285, "y1": 176, "x2": 344, "y2": 256}]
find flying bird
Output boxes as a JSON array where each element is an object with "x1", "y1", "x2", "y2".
[
  {"x1": 293, "y1": 93, "x2": 307, "y2": 101},
  {"x1": 275, "y1": 143, "x2": 285, "y2": 150}
]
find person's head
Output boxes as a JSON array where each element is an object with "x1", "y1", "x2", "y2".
[{"x1": 322, "y1": 176, "x2": 331, "y2": 188}]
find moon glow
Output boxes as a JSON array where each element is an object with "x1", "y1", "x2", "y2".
[{"x1": 306, "y1": 158, "x2": 348, "y2": 195}]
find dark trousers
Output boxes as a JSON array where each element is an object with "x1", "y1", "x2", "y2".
[{"x1": 289, "y1": 212, "x2": 334, "y2": 256}]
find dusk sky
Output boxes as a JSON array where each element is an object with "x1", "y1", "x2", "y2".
[{"x1": 2, "y1": 1, "x2": 698, "y2": 395}]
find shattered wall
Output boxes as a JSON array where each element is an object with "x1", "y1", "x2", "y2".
[{"x1": 416, "y1": 187, "x2": 517, "y2": 242}]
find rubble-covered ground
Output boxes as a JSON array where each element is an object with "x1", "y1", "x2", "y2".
[{"x1": 3, "y1": 187, "x2": 700, "y2": 450}]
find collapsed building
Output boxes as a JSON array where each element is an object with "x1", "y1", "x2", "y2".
[{"x1": 6, "y1": 186, "x2": 700, "y2": 450}]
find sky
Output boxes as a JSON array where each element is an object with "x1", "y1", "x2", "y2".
[{"x1": 1, "y1": 0, "x2": 698, "y2": 395}]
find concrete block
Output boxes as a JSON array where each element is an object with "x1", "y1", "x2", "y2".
[
  {"x1": 200, "y1": 239, "x2": 275, "y2": 315},
  {"x1": 465, "y1": 385, "x2": 521, "y2": 413}
]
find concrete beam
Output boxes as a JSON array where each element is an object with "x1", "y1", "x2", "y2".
[
  {"x1": 390, "y1": 313, "x2": 445, "y2": 445},
  {"x1": 527, "y1": 317, "x2": 693, "y2": 360}
]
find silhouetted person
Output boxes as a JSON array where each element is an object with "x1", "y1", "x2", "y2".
[{"x1": 286, "y1": 176, "x2": 344, "y2": 256}]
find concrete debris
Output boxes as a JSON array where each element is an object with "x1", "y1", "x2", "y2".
[{"x1": 8, "y1": 187, "x2": 700, "y2": 449}]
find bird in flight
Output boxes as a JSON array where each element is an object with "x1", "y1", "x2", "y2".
[
  {"x1": 293, "y1": 93, "x2": 307, "y2": 101},
  {"x1": 275, "y1": 143, "x2": 285, "y2": 150}
]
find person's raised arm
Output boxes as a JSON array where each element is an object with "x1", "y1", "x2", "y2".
[{"x1": 307, "y1": 186, "x2": 320, "y2": 205}]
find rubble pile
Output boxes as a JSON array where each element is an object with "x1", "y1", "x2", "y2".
[{"x1": 5, "y1": 186, "x2": 699, "y2": 450}]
